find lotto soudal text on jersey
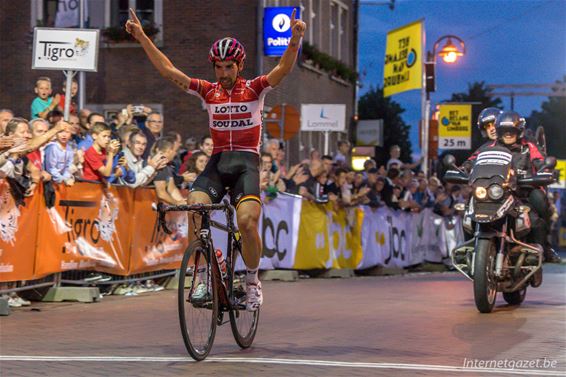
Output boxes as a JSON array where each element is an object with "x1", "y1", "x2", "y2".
[{"x1": 187, "y1": 76, "x2": 272, "y2": 155}]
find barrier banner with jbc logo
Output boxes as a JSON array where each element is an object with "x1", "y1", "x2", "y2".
[
  {"x1": 328, "y1": 207, "x2": 364, "y2": 269},
  {"x1": 0, "y1": 183, "x2": 465, "y2": 282},
  {"x1": 210, "y1": 193, "x2": 302, "y2": 271}
]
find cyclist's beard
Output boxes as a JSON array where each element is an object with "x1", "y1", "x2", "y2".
[{"x1": 220, "y1": 76, "x2": 235, "y2": 90}]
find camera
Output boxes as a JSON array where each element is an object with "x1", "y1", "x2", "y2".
[{"x1": 132, "y1": 105, "x2": 145, "y2": 116}]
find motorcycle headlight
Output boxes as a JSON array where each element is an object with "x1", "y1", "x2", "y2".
[
  {"x1": 488, "y1": 184, "x2": 504, "y2": 200},
  {"x1": 475, "y1": 187, "x2": 487, "y2": 200}
]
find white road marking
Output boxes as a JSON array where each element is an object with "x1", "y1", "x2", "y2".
[{"x1": 0, "y1": 355, "x2": 563, "y2": 376}]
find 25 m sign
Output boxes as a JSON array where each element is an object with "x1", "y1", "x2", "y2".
[{"x1": 438, "y1": 103, "x2": 472, "y2": 150}]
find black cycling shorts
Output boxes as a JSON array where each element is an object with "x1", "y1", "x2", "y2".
[{"x1": 191, "y1": 151, "x2": 261, "y2": 208}]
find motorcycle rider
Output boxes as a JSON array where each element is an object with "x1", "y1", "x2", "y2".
[
  {"x1": 461, "y1": 107, "x2": 501, "y2": 172},
  {"x1": 491, "y1": 111, "x2": 561, "y2": 263}
]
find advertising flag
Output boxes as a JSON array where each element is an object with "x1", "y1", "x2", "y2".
[{"x1": 383, "y1": 20, "x2": 423, "y2": 97}]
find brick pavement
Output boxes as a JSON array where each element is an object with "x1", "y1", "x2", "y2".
[{"x1": 1, "y1": 270, "x2": 565, "y2": 377}]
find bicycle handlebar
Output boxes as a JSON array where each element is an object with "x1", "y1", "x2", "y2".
[
  {"x1": 151, "y1": 200, "x2": 232, "y2": 235},
  {"x1": 153, "y1": 200, "x2": 230, "y2": 213}
]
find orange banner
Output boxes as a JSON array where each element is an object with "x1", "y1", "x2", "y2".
[
  {"x1": 34, "y1": 183, "x2": 134, "y2": 276},
  {"x1": 0, "y1": 180, "x2": 41, "y2": 282},
  {"x1": 127, "y1": 188, "x2": 189, "y2": 274}
]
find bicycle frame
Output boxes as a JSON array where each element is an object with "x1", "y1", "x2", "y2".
[{"x1": 155, "y1": 200, "x2": 242, "y2": 311}]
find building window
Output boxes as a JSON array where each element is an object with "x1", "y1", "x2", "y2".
[
  {"x1": 313, "y1": 0, "x2": 321, "y2": 47},
  {"x1": 340, "y1": 5, "x2": 348, "y2": 65},
  {"x1": 329, "y1": 0, "x2": 348, "y2": 62},
  {"x1": 109, "y1": 0, "x2": 130, "y2": 28},
  {"x1": 330, "y1": 2, "x2": 337, "y2": 57},
  {"x1": 31, "y1": 0, "x2": 163, "y2": 43},
  {"x1": 302, "y1": 0, "x2": 320, "y2": 47}
]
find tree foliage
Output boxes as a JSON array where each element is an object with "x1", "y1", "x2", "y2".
[
  {"x1": 357, "y1": 86, "x2": 413, "y2": 162},
  {"x1": 527, "y1": 76, "x2": 566, "y2": 159}
]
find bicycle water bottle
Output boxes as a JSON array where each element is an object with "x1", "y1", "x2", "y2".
[{"x1": 215, "y1": 249, "x2": 227, "y2": 281}]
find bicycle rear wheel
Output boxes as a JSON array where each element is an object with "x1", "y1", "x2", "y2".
[
  {"x1": 178, "y1": 240, "x2": 218, "y2": 360},
  {"x1": 228, "y1": 241, "x2": 260, "y2": 349}
]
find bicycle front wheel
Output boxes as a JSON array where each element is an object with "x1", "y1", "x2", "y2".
[
  {"x1": 178, "y1": 240, "x2": 218, "y2": 360},
  {"x1": 228, "y1": 241, "x2": 260, "y2": 349}
]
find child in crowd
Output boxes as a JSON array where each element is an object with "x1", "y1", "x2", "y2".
[
  {"x1": 44, "y1": 127, "x2": 75, "y2": 186},
  {"x1": 58, "y1": 78, "x2": 78, "y2": 115},
  {"x1": 82, "y1": 123, "x2": 121, "y2": 182},
  {"x1": 31, "y1": 77, "x2": 60, "y2": 119}
]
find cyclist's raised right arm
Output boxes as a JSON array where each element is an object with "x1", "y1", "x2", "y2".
[{"x1": 125, "y1": 8, "x2": 191, "y2": 92}]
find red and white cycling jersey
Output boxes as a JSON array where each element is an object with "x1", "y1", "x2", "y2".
[{"x1": 187, "y1": 75, "x2": 272, "y2": 155}]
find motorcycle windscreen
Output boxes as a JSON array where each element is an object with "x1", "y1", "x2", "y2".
[{"x1": 470, "y1": 148, "x2": 512, "y2": 183}]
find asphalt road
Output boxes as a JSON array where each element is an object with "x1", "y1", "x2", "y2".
[{"x1": 1, "y1": 265, "x2": 565, "y2": 377}]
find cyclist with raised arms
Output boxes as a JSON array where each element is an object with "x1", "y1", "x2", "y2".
[{"x1": 126, "y1": 8, "x2": 306, "y2": 311}]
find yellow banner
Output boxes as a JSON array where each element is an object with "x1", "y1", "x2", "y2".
[
  {"x1": 438, "y1": 103, "x2": 472, "y2": 149},
  {"x1": 329, "y1": 208, "x2": 364, "y2": 269},
  {"x1": 293, "y1": 201, "x2": 330, "y2": 269},
  {"x1": 383, "y1": 20, "x2": 423, "y2": 97},
  {"x1": 550, "y1": 159, "x2": 566, "y2": 189}
]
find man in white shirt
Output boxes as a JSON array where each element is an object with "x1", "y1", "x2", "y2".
[{"x1": 121, "y1": 130, "x2": 167, "y2": 187}]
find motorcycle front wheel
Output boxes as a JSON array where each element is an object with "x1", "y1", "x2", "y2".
[{"x1": 473, "y1": 239, "x2": 498, "y2": 313}]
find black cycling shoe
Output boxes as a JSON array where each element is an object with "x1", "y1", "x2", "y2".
[{"x1": 543, "y1": 248, "x2": 562, "y2": 264}]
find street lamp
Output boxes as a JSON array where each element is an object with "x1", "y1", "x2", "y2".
[
  {"x1": 435, "y1": 36, "x2": 465, "y2": 64},
  {"x1": 421, "y1": 35, "x2": 465, "y2": 176}
]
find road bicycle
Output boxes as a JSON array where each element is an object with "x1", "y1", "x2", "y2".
[{"x1": 154, "y1": 200, "x2": 259, "y2": 361}]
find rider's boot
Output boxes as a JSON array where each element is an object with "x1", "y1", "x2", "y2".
[{"x1": 543, "y1": 247, "x2": 562, "y2": 264}]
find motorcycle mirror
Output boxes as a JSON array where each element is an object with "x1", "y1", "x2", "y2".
[
  {"x1": 443, "y1": 154, "x2": 457, "y2": 168},
  {"x1": 544, "y1": 156, "x2": 557, "y2": 170}
]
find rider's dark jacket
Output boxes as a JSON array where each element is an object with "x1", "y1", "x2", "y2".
[{"x1": 463, "y1": 139, "x2": 544, "y2": 176}]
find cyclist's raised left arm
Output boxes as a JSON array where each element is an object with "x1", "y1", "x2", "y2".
[{"x1": 266, "y1": 9, "x2": 306, "y2": 88}]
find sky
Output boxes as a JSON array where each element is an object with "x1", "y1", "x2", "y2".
[{"x1": 358, "y1": 0, "x2": 566, "y2": 155}]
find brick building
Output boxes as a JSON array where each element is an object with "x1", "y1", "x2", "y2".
[{"x1": 0, "y1": 0, "x2": 356, "y2": 163}]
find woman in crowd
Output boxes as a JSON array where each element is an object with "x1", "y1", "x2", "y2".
[{"x1": 181, "y1": 151, "x2": 208, "y2": 189}]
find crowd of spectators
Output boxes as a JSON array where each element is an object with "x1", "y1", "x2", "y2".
[
  {"x1": 260, "y1": 140, "x2": 469, "y2": 218},
  {"x1": 0, "y1": 77, "x2": 220, "y2": 209},
  {"x1": 0, "y1": 76, "x2": 221, "y2": 304},
  {"x1": 1, "y1": 75, "x2": 559, "y2": 306},
  {"x1": 0, "y1": 76, "x2": 473, "y2": 234}
]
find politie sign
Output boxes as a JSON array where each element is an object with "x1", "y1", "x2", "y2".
[
  {"x1": 32, "y1": 28, "x2": 99, "y2": 72},
  {"x1": 264, "y1": 7, "x2": 300, "y2": 56}
]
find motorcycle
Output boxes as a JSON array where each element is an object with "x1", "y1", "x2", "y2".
[{"x1": 443, "y1": 147, "x2": 556, "y2": 313}]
